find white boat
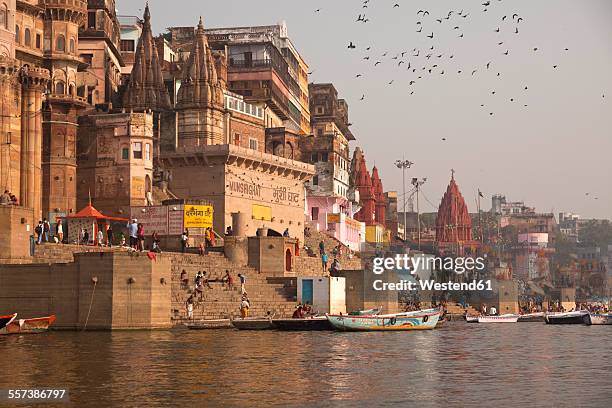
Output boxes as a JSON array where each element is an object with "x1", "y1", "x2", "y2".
[
  {"x1": 585, "y1": 314, "x2": 611, "y2": 325},
  {"x1": 477, "y1": 314, "x2": 519, "y2": 323},
  {"x1": 465, "y1": 315, "x2": 479, "y2": 323}
]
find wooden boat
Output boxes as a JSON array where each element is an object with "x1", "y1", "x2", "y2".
[
  {"x1": 518, "y1": 312, "x2": 546, "y2": 322},
  {"x1": 465, "y1": 315, "x2": 479, "y2": 323},
  {"x1": 326, "y1": 309, "x2": 441, "y2": 331},
  {"x1": 0, "y1": 313, "x2": 17, "y2": 331},
  {"x1": 544, "y1": 310, "x2": 589, "y2": 325},
  {"x1": 477, "y1": 314, "x2": 519, "y2": 323},
  {"x1": 230, "y1": 317, "x2": 274, "y2": 330},
  {"x1": 436, "y1": 318, "x2": 447, "y2": 327},
  {"x1": 186, "y1": 319, "x2": 232, "y2": 330},
  {"x1": 272, "y1": 316, "x2": 333, "y2": 331},
  {"x1": 1, "y1": 315, "x2": 55, "y2": 335},
  {"x1": 584, "y1": 314, "x2": 612, "y2": 325}
]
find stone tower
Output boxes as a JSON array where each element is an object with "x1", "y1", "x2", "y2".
[
  {"x1": 435, "y1": 172, "x2": 473, "y2": 243},
  {"x1": 176, "y1": 17, "x2": 226, "y2": 150},
  {"x1": 0, "y1": 58, "x2": 21, "y2": 197},
  {"x1": 353, "y1": 150, "x2": 375, "y2": 225},
  {"x1": 41, "y1": 0, "x2": 88, "y2": 219},
  {"x1": 122, "y1": 4, "x2": 171, "y2": 112},
  {"x1": 371, "y1": 166, "x2": 385, "y2": 225}
]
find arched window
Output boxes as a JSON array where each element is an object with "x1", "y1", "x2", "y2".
[
  {"x1": 68, "y1": 84, "x2": 75, "y2": 96},
  {"x1": 55, "y1": 81, "x2": 65, "y2": 95},
  {"x1": 0, "y1": 4, "x2": 7, "y2": 29},
  {"x1": 56, "y1": 35, "x2": 65, "y2": 52},
  {"x1": 69, "y1": 38, "x2": 75, "y2": 53},
  {"x1": 15, "y1": 25, "x2": 20, "y2": 44},
  {"x1": 24, "y1": 28, "x2": 31, "y2": 47}
]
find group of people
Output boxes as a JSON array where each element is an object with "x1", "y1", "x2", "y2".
[
  {"x1": 292, "y1": 301, "x2": 313, "y2": 318},
  {"x1": 318, "y1": 240, "x2": 342, "y2": 275},
  {"x1": 127, "y1": 219, "x2": 147, "y2": 251},
  {"x1": 0, "y1": 190, "x2": 18, "y2": 206}
]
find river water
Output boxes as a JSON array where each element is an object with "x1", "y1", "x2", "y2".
[{"x1": 0, "y1": 322, "x2": 610, "y2": 407}]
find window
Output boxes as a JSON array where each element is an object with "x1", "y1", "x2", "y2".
[
  {"x1": 15, "y1": 25, "x2": 19, "y2": 44},
  {"x1": 121, "y1": 147, "x2": 129, "y2": 160},
  {"x1": 313, "y1": 175, "x2": 319, "y2": 185},
  {"x1": 315, "y1": 106, "x2": 324, "y2": 115},
  {"x1": 145, "y1": 143, "x2": 151, "y2": 160},
  {"x1": 120, "y1": 39, "x2": 135, "y2": 52},
  {"x1": 0, "y1": 4, "x2": 6, "y2": 29},
  {"x1": 56, "y1": 35, "x2": 65, "y2": 52},
  {"x1": 69, "y1": 38, "x2": 75, "y2": 53},
  {"x1": 88, "y1": 11, "x2": 96, "y2": 29},
  {"x1": 316, "y1": 128, "x2": 323, "y2": 137},
  {"x1": 311, "y1": 207, "x2": 319, "y2": 221},
  {"x1": 55, "y1": 81, "x2": 65, "y2": 95},
  {"x1": 36, "y1": 34, "x2": 41, "y2": 49},
  {"x1": 311, "y1": 153, "x2": 317, "y2": 163},
  {"x1": 81, "y1": 54, "x2": 93, "y2": 65},
  {"x1": 249, "y1": 139, "x2": 258, "y2": 151},
  {"x1": 24, "y1": 28, "x2": 31, "y2": 47},
  {"x1": 321, "y1": 152, "x2": 328, "y2": 162},
  {"x1": 133, "y1": 142, "x2": 142, "y2": 159},
  {"x1": 233, "y1": 133, "x2": 240, "y2": 145}
]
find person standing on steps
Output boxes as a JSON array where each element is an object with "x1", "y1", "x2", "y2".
[
  {"x1": 42, "y1": 218, "x2": 50, "y2": 243},
  {"x1": 321, "y1": 252, "x2": 329, "y2": 273},
  {"x1": 240, "y1": 294, "x2": 250, "y2": 319},
  {"x1": 318, "y1": 240, "x2": 325, "y2": 256},
  {"x1": 238, "y1": 273, "x2": 246, "y2": 294},
  {"x1": 127, "y1": 219, "x2": 138, "y2": 249},
  {"x1": 56, "y1": 219, "x2": 64, "y2": 244},
  {"x1": 186, "y1": 295, "x2": 194, "y2": 320},
  {"x1": 106, "y1": 225, "x2": 113, "y2": 248}
]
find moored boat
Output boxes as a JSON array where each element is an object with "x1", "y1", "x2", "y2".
[
  {"x1": 544, "y1": 310, "x2": 589, "y2": 325},
  {"x1": 584, "y1": 314, "x2": 612, "y2": 325},
  {"x1": 0, "y1": 314, "x2": 17, "y2": 331},
  {"x1": 186, "y1": 319, "x2": 232, "y2": 330},
  {"x1": 477, "y1": 314, "x2": 519, "y2": 323},
  {"x1": 518, "y1": 312, "x2": 546, "y2": 322},
  {"x1": 1, "y1": 315, "x2": 55, "y2": 335},
  {"x1": 326, "y1": 309, "x2": 441, "y2": 331},
  {"x1": 348, "y1": 307, "x2": 382, "y2": 316},
  {"x1": 465, "y1": 315, "x2": 479, "y2": 323},
  {"x1": 272, "y1": 316, "x2": 333, "y2": 331},
  {"x1": 231, "y1": 317, "x2": 274, "y2": 330}
]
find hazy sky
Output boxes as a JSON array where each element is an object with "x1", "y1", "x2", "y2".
[{"x1": 120, "y1": 0, "x2": 612, "y2": 219}]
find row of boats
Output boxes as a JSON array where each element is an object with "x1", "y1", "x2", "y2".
[
  {"x1": 0, "y1": 314, "x2": 56, "y2": 335},
  {"x1": 465, "y1": 310, "x2": 611, "y2": 325},
  {"x1": 230, "y1": 308, "x2": 444, "y2": 331}
]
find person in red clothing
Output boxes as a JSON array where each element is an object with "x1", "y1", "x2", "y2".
[{"x1": 292, "y1": 304, "x2": 304, "y2": 319}]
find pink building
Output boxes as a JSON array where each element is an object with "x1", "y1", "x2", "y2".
[{"x1": 306, "y1": 196, "x2": 364, "y2": 251}]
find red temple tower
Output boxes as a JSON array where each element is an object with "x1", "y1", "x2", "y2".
[
  {"x1": 353, "y1": 153, "x2": 376, "y2": 225},
  {"x1": 371, "y1": 166, "x2": 386, "y2": 225},
  {"x1": 435, "y1": 172, "x2": 473, "y2": 245}
]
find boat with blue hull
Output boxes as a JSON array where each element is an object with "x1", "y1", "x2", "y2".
[{"x1": 326, "y1": 309, "x2": 441, "y2": 331}]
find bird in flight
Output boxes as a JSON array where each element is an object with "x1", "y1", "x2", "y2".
[
  {"x1": 458, "y1": 33, "x2": 464, "y2": 38},
  {"x1": 512, "y1": 13, "x2": 519, "y2": 20},
  {"x1": 486, "y1": 62, "x2": 491, "y2": 69},
  {"x1": 360, "y1": 94, "x2": 365, "y2": 100},
  {"x1": 393, "y1": 3, "x2": 400, "y2": 7},
  {"x1": 504, "y1": 50, "x2": 509, "y2": 55},
  {"x1": 553, "y1": 65, "x2": 558, "y2": 69},
  {"x1": 375, "y1": 61, "x2": 382, "y2": 66},
  {"x1": 427, "y1": 32, "x2": 434, "y2": 38},
  {"x1": 356, "y1": 74, "x2": 362, "y2": 78},
  {"x1": 472, "y1": 69, "x2": 477, "y2": 75},
  {"x1": 495, "y1": 28, "x2": 500, "y2": 32},
  {"x1": 315, "y1": 9, "x2": 320, "y2": 13},
  {"x1": 388, "y1": 80, "x2": 394, "y2": 85},
  {"x1": 348, "y1": 42, "x2": 356, "y2": 49},
  {"x1": 363, "y1": 56, "x2": 370, "y2": 60},
  {"x1": 417, "y1": 10, "x2": 429, "y2": 16},
  {"x1": 417, "y1": 27, "x2": 423, "y2": 32},
  {"x1": 515, "y1": 27, "x2": 519, "y2": 34}
]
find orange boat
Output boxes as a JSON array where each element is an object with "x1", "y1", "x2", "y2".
[{"x1": 0, "y1": 315, "x2": 56, "y2": 335}]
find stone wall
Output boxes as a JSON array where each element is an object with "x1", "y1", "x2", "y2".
[{"x1": 0, "y1": 205, "x2": 35, "y2": 262}]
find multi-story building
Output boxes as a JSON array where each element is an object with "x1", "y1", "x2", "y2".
[
  {"x1": 78, "y1": 0, "x2": 123, "y2": 107},
  {"x1": 491, "y1": 194, "x2": 534, "y2": 216},
  {"x1": 559, "y1": 212, "x2": 580, "y2": 242},
  {"x1": 117, "y1": 14, "x2": 141, "y2": 78},
  {"x1": 203, "y1": 21, "x2": 310, "y2": 135}
]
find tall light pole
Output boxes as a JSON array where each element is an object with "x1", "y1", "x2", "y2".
[
  {"x1": 412, "y1": 177, "x2": 427, "y2": 250},
  {"x1": 395, "y1": 159, "x2": 413, "y2": 241}
]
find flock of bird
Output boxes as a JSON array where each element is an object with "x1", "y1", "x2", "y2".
[{"x1": 312, "y1": 0, "x2": 607, "y2": 119}]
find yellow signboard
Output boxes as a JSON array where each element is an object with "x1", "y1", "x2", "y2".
[
  {"x1": 327, "y1": 213, "x2": 341, "y2": 224},
  {"x1": 183, "y1": 205, "x2": 214, "y2": 228},
  {"x1": 252, "y1": 204, "x2": 272, "y2": 221}
]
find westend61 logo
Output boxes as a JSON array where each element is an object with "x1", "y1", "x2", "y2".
[{"x1": 370, "y1": 254, "x2": 492, "y2": 292}]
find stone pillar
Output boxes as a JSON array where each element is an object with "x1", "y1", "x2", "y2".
[
  {"x1": 231, "y1": 212, "x2": 249, "y2": 237},
  {"x1": 19, "y1": 67, "x2": 49, "y2": 220},
  {"x1": 0, "y1": 59, "x2": 21, "y2": 197}
]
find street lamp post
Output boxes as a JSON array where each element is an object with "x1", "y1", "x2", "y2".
[
  {"x1": 412, "y1": 177, "x2": 427, "y2": 250},
  {"x1": 395, "y1": 159, "x2": 413, "y2": 241}
]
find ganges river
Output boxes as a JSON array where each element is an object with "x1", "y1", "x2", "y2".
[{"x1": 1, "y1": 322, "x2": 610, "y2": 407}]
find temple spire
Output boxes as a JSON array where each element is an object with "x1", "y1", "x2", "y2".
[{"x1": 122, "y1": 3, "x2": 171, "y2": 112}]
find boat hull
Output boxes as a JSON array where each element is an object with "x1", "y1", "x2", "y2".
[
  {"x1": 0, "y1": 314, "x2": 17, "y2": 331},
  {"x1": 231, "y1": 318, "x2": 274, "y2": 330},
  {"x1": 478, "y1": 315, "x2": 519, "y2": 323},
  {"x1": 186, "y1": 319, "x2": 232, "y2": 330},
  {"x1": 585, "y1": 314, "x2": 612, "y2": 325},
  {"x1": 518, "y1": 312, "x2": 546, "y2": 322},
  {"x1": 465, "y1": 315, "x2": 479, "y2": 323},
  {"x1": 545, "y1": 311, "x2": 589, "y2": 325},
  {"x1": 326, "y1": 310, "x2": 441, "y2": 331},
  {"x1": 1, "y1": 315, "x2": 56, "y2": 335},
  {"x1": 272, "y1": 317, "x2": 333, "y2": 331}
]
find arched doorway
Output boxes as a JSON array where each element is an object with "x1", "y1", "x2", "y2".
[{"x1": 285, "y1": 248, "x2": 292, "y2": 272}]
